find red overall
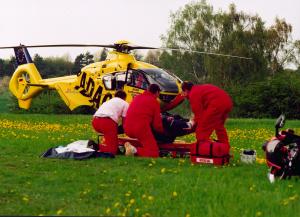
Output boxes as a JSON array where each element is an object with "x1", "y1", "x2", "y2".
[
  {"x1": 161, "y1": 94, "x2": 185, "y2": 112},
  {"x1": 124, "y1": 91, "x2": 164, "y2": 157},
  {"x1": 188, "y1": 84, "x2": 233, "y2": 145},
  {"x1": 92, "y1": 117, "x2": 118, "y2": 154}
]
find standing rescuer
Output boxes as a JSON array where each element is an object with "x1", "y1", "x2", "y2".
[
  {"x1": 92, "y1": 90, "x2": 129, "y2": 155},
  {"x1": 181, "y1": 81, "x2": 233, "y2": 146},
  {"x1": 124, "y1": 84, "x2": 164, "y2": 157}
]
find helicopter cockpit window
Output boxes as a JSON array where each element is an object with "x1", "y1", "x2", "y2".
[
  {"x1": 142, "y1": 68, "x2": 178, "y2": 92},
  {"x1": 115, "y1": 72, "x2": 129, "y2": 89},
  {"x1": 103, "y1": 75, "x2": 116, "y2": 90},
  {"x1": 127, "y1": 70, "x2": 149, "y2": 90}
]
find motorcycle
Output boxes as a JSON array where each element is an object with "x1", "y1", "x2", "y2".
[{"x1": 262, "y1": 115, "x2": 300, "y2": 182}]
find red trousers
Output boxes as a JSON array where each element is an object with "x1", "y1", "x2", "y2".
[
  {"x1": 92, "y1": 117, "x2": 118, "y2": 154},
  {"x1": 125, "y1": 125, "x2": 159, "y2": 158},
  {"x1": 195, "y1": 104, "x2": 232, "y2": 145}
]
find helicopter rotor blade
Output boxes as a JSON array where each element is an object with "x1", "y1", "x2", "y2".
[
  {"x1": 0, "y1": 44, "x2": 116, "y2": 49},
  {"x1": 128, "y1": 46, "x2": 157, "y2": 50},
  {"x1": 0, "y1": 43, "x2": 252, "y2": 60},
  {"x1": 158, "y1": 47, "x2": 252, "y2": 60}
]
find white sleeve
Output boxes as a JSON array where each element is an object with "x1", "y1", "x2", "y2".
[{"x1": 122, "y1": 102, "x2": 129, "y2": 117}]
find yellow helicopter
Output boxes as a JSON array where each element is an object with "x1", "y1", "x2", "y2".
[
  {"x1": 2, "y1": 40, "x2": 185, "y2": 110},
  {"x1": 1, "y1": 40, "x2": 251, "y2": 111}
]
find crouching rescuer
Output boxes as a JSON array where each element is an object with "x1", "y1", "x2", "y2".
[
  {"x1": 124, "y1": 84, "x2": 164, "y2": 157},
  {"x1": 92, "y1": 90, "x2": 129, "y2": 155},
  {"x1": 181, "y1": 81, "x2": 233, "y2": 162}
]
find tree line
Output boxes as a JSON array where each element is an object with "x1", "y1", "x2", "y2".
[{"x1": 1, "y1": 1, "x2": 300, "y2": 118}]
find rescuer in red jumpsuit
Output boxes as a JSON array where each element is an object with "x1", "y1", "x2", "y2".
[
  {"x1": 124, "y1": 84, "x2": 164, "y2": 157},
  {"x1": 181, "y1": 81, "x2": 233, "y2": 145}
]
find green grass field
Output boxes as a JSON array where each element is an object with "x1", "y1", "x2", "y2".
[{"x1": 1, "y1": 113, "x2": 300, "y2": 217}]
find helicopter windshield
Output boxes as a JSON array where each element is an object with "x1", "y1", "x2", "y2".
[{"x1": 142, "y1": 68, "x2": 179, "y2": 93}]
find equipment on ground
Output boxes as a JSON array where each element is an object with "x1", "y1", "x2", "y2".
[
  {"x1": 262, "y1": 115, "x2": 300, "y2": 182},
  {"x1": 240, "y1": 149, "x2": 256, "y2": 164}
]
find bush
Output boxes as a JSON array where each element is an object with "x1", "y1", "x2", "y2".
[
  {"x1": 0, "y1": 76, "x2": 10, "y2": 94},
  {"x1": 8, "y1": 90, "x2": 95, "y2": 114},
  {"x1": 229, "y1": 72, "x2": 300, "y2": 119}
]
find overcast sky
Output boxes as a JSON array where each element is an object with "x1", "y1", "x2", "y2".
[{"x1": 0, "y1": 0, "x2": 299, "y2": 60}]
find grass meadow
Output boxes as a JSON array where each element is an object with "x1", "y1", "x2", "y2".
[{"x1": 1, "y1": 113, "x2": 300, "y2": 217}]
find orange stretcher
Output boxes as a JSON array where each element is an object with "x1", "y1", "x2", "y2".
[
  {"x1": 117, "y1": 136, "x2": 193, "y2": 158},
  {"x1": 98, "y1": 135, "x2": 230, "y2": 165},
  {"x1": 97, "y1": 135, "x2": 231, "y2": 165}
]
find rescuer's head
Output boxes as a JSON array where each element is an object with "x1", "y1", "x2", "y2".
[
  {"x1": 115, "y1": 89, "x2": 127, "y2": 100},
  {"x1": 181, "y1": 81, "x2": 194, "y2": 97}
]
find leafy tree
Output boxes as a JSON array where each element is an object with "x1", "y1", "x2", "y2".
[
  {"x1": 0, "y1": 58, "x2": 5, "y2": 77},
  {"x1": 3, "y1": 57, "x2": 17, "y2": 77},
  {"x1": 294, "y1": 40, "x2": 300, "y2": 70},
  {"x1": 73, "y1": 53, "x2": 85, "y2": 73},
  {"x1": 230, "y1": 71, "x2": 300, "y2": 118},
  {"x1": 144, "y1": 50, "x2": 161, "y2": 66},
  {"x1": 160, "y1": 1, "x2": 295, "y2": 87},
  {"x1": 264, "y1": 18, "x2": 293, "y2": 74},
  {"x1": 81, "y1": 51, "x2": 94, "y2": 66},
  {"x1": 132, "y1": 50, "x2": 143, "y2": 61},
  {"x1": 73, "y1": 52, "x2": 94, "y2": 73},
  {"x1": 99, "y1": 48, "x2": 108, "y2": 61},
  {"x1": 32, "y1": 56, "x2": 73, "y2": 78},
  {"x1": 33, "y1": 54, "x2": 47, "y2": 77}
]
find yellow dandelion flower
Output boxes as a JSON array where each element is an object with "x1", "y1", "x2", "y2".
[
  {"x1": 135, "y1": 208, "x2": 140, "y2": 213},
  {"x1": 56, "y1": 209, "x2": 63, "y2": 215},
  {"x1": 289, "y1": 194, "x2": 298, "y2": 201},
  {"x1": 114, "y1": 202, "x2": 120, "y2": 207},
  {"x1": 256, "y1": 211, "x2": 262, "y2": 216},
  {"x1": 185, "y1": 214, "x2": 191, "y2": 217},
  {"x1": 161, "y1": 168, "x2": 166, "y2": 173},
  {"x1": 172, "y1": 191, "x2": 178, "y2": 197},
  {"x1": 130, "y1": 199, "x2": 135, "y2": 204},
  {"x1": 249, "y1": 185, "x2": 255, "y2": 191},
  {"x1": 106, "y1": 208, "x2": 111, "y2": 214},
  {"x1": 22, "y1": 196, "x2": 29, "y2": 202},
  {"x1": 148, "y1": 195, "x2": 154, "y2": 201}
]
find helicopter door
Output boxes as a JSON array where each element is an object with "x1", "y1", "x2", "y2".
[
  {"x1": 121, "y1": 70, "x2": 148, "y2": 101},
  {"x1": 126, "y1": 70, "x2": 149, "y2": 90}
]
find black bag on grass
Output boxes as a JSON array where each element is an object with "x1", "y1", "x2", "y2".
[{"x1": 41, "y1": 140, "x2": 114, "y2": 160}]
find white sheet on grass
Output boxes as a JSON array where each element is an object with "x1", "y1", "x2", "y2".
[{"x1": 55, "y1": 140, "x2": 95, "y2": 154}]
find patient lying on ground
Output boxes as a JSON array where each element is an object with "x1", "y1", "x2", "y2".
[
  {"x1": 153, "y1": 112, "x2": 195, "y2": 144},
  {"x1": 118, "y1": 112, "x2": 194, "y2": 144}
]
